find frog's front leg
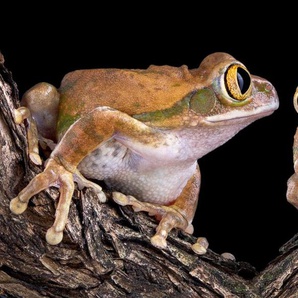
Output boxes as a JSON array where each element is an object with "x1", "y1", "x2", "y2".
[
  {"x1": 11, "y1": 107, "x2": 168, "y2": 244},
  {"x1": 10, "y1": 157, "x2": 106, "y2": 245},
  {"x1": 113, "y1": 165, "x2": 208, "y2": 254}
]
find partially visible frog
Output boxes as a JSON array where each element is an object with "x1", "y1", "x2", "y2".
[
  {"x1": 10, "y1": 52, "x2": 279, "y2": 253},
  {"x1": 286, "y1": 88, "x2": 298, "y2": 210}
]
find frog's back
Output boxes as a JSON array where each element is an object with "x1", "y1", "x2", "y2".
[{"x1": 58, "y1": 65, "x2": 198, "y2": 119}]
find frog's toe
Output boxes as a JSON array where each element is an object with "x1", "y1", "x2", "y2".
[
  {"x1": 221, "y1": 252, "x2": 236, "y2": 260},
  {"x1": 74, "y1": 171, "x2": 107, "y2": 203},
  {"x1": 87, "y1": 183, "x2": 107, "y2": 203},
  {"x1": 151, "y1": 234, "x2": 167, "y2": 249},
  {"x1": 10, "y1": 197, "x2": 28, "y2": 214},
  {"x1": 84, "y1": 182, "x2": 107, "y2": 203},
  {"x1": 29, "y1": 152, "x2": 42, "y2": 165},
  {"x1": 112, "y1": 191, "x2": 128, "y2": 205},
  {"x1": 112, "y1": 192, "x2": 165, "y2": 215},
  {"x1": 97, "y1": 191, "x2": 107, "y2": 203},
  {"x1": 14, "y1": 107, "x2": 30, "y2": 124},
  {"x1": 153, "y1": 211, "x2": 187, "y2": 244},
  {"x1": 46, "y1": 227, "x2": 64, "y2": 245},
  {"x1": 112, "y1": 192, "x2": 140, "y2": 207},
  {"x1": 14, "y1": 109, "x2": 23, "y2": 124},
  {"x1": 191, "y1": 237, "x2": 209, "y2": 255}
]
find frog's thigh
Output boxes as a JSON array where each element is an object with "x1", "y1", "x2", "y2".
[{"x1": 113, "y1": 166, "x2": 202, "y2": 250}]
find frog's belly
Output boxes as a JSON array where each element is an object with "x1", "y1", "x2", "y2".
[{"x1": 78, "y1": 139, "x2": 195, "y2": 205}]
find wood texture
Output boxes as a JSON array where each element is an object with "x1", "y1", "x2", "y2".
[{"x1": 0, "y1": 53, "x2": 297, "y2": 297}]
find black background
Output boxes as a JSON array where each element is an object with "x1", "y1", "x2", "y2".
[{"x1": 1, "y1": 4, "x2": 297, "y2": 272}]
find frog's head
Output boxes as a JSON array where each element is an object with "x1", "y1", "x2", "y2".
[
  {"x1": 134, "y1": 52, "x2": 278, "y2": 132},
  {"x1": 189, "y1": 52, "x2": 279, "y2": 126},
  {"x1": 176, "y1": 52, "x2": 279, "y2": 158}
]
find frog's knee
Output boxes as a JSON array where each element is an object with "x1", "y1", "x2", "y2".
[{"x1": 21, "y1": 82, "x2": 60, "y2": 141}]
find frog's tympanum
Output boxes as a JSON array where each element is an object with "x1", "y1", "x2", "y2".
[
  {"x1": 286, "y1": 88, "x2": 298, "y2": 210},
  {"x1": 10, "y1": 52, "x2": 279, "y2": 253}
]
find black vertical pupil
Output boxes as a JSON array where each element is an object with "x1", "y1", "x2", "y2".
[{"x1": 237, "y1": 68, "x2": 251, "y2": 94}]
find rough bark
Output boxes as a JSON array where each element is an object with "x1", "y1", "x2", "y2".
[{"x1": 0, "y1": 52, "x2": 297, "y2": 298}]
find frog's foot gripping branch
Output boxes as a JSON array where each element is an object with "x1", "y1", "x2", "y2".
[
  {"x1": 112, "y1": 192, "x2": 209, "y2": 255},
  {"x1": 10, "y1": 157, "x2": 106, "y2": 245},
  {"x1": 10, "y1": 157, "x2": 73, "y2": 245}
]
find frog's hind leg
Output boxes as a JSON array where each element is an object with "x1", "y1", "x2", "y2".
[
  {"x1": 14, "y1": 82, "x2": 60, "y2": 165},
  {"x1": 113, "y1": 165, "x2": 208, "y2": 254}
]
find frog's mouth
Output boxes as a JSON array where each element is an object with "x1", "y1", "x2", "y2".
[{"x1": 205, "y1": 100, "x2": 279, "y2": 123}]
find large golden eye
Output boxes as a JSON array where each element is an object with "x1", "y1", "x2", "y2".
[
  {"x1": 213, "y1": 63, "x2": 253, "y2": 106},
  {"x1": 225, "y1": 64, "x2": 252, "y2": 101}
]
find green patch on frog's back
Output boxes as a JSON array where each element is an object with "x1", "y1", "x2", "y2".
[
  {"x1": 57, "y1": 113, "x2": 80, "y2": 137},
  {"x1": 133, "y1": 93, "x2": 191, "y2": 122},
  {"x1": 132, "y1": 87, "x2": 217, "y2": 122},
  {"x1": 57, "y1": 93, "x2": 91, "y2": 136}
]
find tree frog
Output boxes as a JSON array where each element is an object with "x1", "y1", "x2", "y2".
[
  {"x1": 10, "y1": 52, "x2": 279, "y2": 253},
  {"x1": 286, "y1": 87, "x2": 298, "y2": 210}
]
